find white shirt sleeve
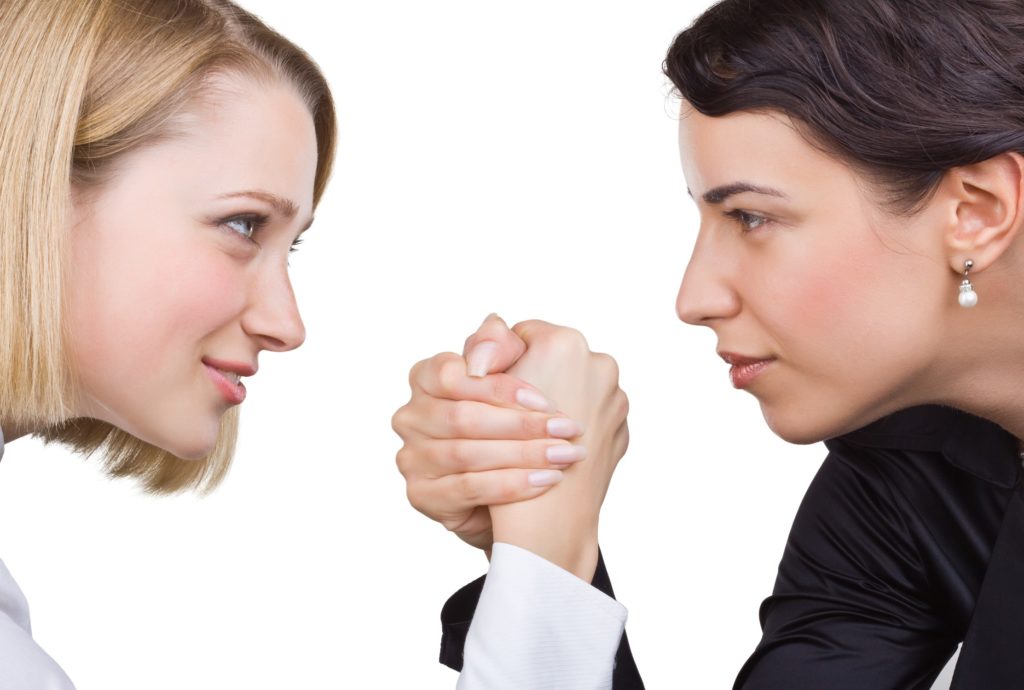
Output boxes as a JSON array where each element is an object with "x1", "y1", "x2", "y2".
[{"x1": 456, "y1": 542, "x2": 627, "y2": 690}]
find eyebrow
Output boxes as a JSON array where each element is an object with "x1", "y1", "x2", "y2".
[
  {"x1": 217, "y1": 190, "x2": 315, "y2": 234},
  {"x1": 687, "y1": 182, "x2": 789, "y2": 205}
]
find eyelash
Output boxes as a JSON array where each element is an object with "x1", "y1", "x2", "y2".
[
  {"x1": 724, "y1": 209, "x2": 770, "y2": 232},
  {"x1": 221, "y1": 214, "x2": 305, "y2": 253}
]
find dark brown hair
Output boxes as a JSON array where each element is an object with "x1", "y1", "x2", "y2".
[{"x1": 664, "y1": 0, "x2": 1024, "y2": 214}]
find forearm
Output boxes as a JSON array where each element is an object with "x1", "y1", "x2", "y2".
[
  {"x1": 489, "y1": 423, "x2": 614, "y2": 579},
  {"x1": 491, "y1": 495, "x2": 600, "y2": 581}
]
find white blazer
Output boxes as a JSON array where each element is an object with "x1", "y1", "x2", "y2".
[{"x1": 0, "y1": 425, "x2": 77, "y2": 690}]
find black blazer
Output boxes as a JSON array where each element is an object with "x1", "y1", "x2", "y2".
[{"x1": 438, "y1": 405, "x2": 1024, "y2": 689}]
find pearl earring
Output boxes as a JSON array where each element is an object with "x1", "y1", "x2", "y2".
[{"x1": 958, "y1": 259, "x2": 978, "y2": 308}]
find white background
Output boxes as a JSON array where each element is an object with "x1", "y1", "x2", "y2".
[{"x1": 0, "y1": 1, "x2": 956, "y2": 688}]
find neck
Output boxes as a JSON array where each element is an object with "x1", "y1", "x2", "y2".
[{"x1": 927, "y1": 290, "x2": 1024, "y2": 445}]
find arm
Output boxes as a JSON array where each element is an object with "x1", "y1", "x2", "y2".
[
  {"x1": 457, "y1": 543, "x2": 626, "y2": 690},
  {"x1": 393, "y1": 316, "x2": 640, "y2": 688},
  {"x1": 440, "y1": 548, "x2": 645, "y2": 689},
  {"x1": 456, "y1": 320, "x2": 632, "y2": 689}
]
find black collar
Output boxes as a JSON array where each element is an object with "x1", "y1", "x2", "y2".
[{"x1": 828, "y1": 405, "x2": 1021, "y2": 489}]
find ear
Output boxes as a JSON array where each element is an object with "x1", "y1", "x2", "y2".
[{"x1": 943, "y1": 151, "x2": 1024, "y2": 274}]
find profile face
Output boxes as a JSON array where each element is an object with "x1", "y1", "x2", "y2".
[
  {"x1": 67, "y1": 74, "x2": 318, "y2": 459},
  {"x1": 675, "y1": 106, "x2": 954, "y2": 443}
]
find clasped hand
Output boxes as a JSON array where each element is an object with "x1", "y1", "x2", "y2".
[{"x1": 392, "y1": 314, "x2": 629, "y2": 580}]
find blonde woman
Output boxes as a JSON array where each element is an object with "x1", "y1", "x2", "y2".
[{"x1": 0, "y1": 1, "x2": 334, "y2": 685}]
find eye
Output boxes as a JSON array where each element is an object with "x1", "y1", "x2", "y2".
[
  {"x1": 289, "y1": 236, "x2": 304, "y2": 254},
  {"x1": 221, "y1": 214, "x2": 268, "y2": 241},
  {"x1": 724, "y1": 209, "x2": 770, "y2": 232}
]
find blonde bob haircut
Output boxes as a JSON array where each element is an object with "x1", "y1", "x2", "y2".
[{"x1": 0, "y1": 0, "x2": 336, "y2": 494}]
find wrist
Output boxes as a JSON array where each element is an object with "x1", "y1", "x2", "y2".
[{"x1": 492, "y1": 506, "x2": 600, "y2": 581}]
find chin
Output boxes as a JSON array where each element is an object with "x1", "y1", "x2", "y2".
[
  {"x1": 139, "y1": 423, "x2": 220, "y2": 461},
  {"x1": 759, "y1": 404, "x2": 844, "y2": 446},
  {"x1": 169, "y1": 443, "x2": 213, "y2": 461}
]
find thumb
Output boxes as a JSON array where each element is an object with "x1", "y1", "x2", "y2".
[{"x1": 463, "y1": 313, "x2": 527, "y2": 377}]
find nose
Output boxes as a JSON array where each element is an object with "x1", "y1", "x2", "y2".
[
  {"x1": 241, "y1": 262, "x2": 306, "y2": 352},
  {"x1": 676, "y1": 234, "x2": 741, "y2": 326}
]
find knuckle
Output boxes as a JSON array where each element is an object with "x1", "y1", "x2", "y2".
[
  {"x1": 561, "y1": 326, "x2": 588, "y2": 349},
  {"x1": 445, "y1": 400, "x2": 476, "y2": 435},
  {"x1": 408, "y1": 357, "x2": 430, "y2": 388},
  {"x1": 537, "y1": 327, "x2": 588, "y2": 359},
  {"x1": 520, "y1": 411, "x2": 542, "y2": 438},
  {"x1": 405, "y1": 481, "x2": 425, "y2": 512},
  {"x1": 616, "y1": 425, "x2": 631, "y2": 456},
  {"x1": 493, "y1": 476, "x2": 518, "y2": 503},
  {"x1": 440, "y1": 517, "x2": 462, "y2": 533},
  {"x1": 455, "y1": 473, "x2": 482, "y2": 506},
  {"x1": 436, "y1": 357, "x2": 464, "y2": 397},
  {"x1": 536, "y1": 441, "x2": 556, "y2": 467},
  {"x1": 553, "y1": 325, "x2": 584, "y2": 345},
  {"x1": 395, "y1": 446, "x2": 412, "y2": 475},
  {"x1": 488, "y1": 375, "x2": 512, "y2": 403},
  {"x1": 390, "y1": 406, "x2": 410, "y2": 437},
  {"x1": 614, "y1": 389, "x2": 630, "y2": 418},
  {"x1": 449, "y1": 440, "x2": 472, "y2": 470},
  {"x1": 521, "y1": 441, "x2": 542, "y2": 467},
  {"x1": 596, "y1": 352, "x2": 620, "y2": 378}
]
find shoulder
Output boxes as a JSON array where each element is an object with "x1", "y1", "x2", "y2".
[
  {"x1": 0, "y1": 615, "x2": 76, "y2": 690},
  {"x1": 0, "y1": 561, "x2": 75, "y2": 690},
  {"x1": 773, "y1": 405, "x2": 1016, "y2": 630}
]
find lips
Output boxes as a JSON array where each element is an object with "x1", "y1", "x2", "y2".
[
  {"x1": 202, "y1": 357, "x2": 257, "y2": 377},
  {"x1": 202, "y1": 357, "x2": 256, "y2": 405},
  {"x1": 718, "y1": 351, "x2": 776, "y2": 390}
]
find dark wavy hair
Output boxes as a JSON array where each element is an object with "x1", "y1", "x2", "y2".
[{"x1": 664, "y1": 0, "x2": 1024, "y2": 214}]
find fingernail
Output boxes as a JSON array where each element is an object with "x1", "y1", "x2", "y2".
[
  {"x1": 547, "y1": 418, "x2": 583, "y2": 438},
  {"x1": 528, "y1": 469, "x2": 563, "y2": 487},
  {"x1": 480, "y1": 312, "x2": 499, "y2": 327},
  {"x1": 546, "y1": 444, "x2": 587, "y2": 464},
  {"x1": 467, "y1": 341, "x2": 498, "y2": 378},
  {"x1": 516, "y1": 388, "x2": 554, "y2": 412}
]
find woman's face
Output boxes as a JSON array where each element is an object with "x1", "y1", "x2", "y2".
[
  {"x1": 68, "y1": 74, "x2": 318, "y2": 459},
  {"x1": 676, "y1": 107, "x2": 955, "y2": 443}
]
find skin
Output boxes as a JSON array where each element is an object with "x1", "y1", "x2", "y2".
[
  {"x1": 395, "y1": 104, "x2": 1024, "y2": 578},
  {"x1": 2, "y1": 73, "x2": 318, "y2": 459},
  {"x1": 394, "y1": 315, "x2": 628, "y2": 579},
  {"x1": 487, "y1": 320, "x2": 628, "y2": 579},
  {"x1": 676, "y1": 106, "x2": 1024, "y2": 444}
]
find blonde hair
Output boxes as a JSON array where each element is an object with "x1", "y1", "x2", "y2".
[{"x1": 0, "y1": 0, "x2": 336, "y2": 494}]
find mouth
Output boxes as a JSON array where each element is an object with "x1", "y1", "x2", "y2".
[
  {"x1": 718, "y1": 351, "x2": 776, "y2": 390},
  {"x1": 202, "y1": 357, "x2": 257, "y2": 406}
]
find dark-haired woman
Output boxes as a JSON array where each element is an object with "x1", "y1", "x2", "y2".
[{"x1": 393, "y1": 0, "x2": 1024, "y2": 688}]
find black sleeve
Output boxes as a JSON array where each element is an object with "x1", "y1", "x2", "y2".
[
  {"x1": 734, "y1": 448, "x2": 959, "y2": 690},
  {"x1": 439, "y1": 548, "x2": 645, "y2": 689}
]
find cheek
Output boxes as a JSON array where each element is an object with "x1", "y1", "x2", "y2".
[
  {"x1": 757, "y1": 225, "x2": 940, "y2": 388},
  {"x1": 750, "y1": 236, "x2": 868, "y2": 340},
  {"x1": 69, "y1": 221, "x2": 246, "y2": 389}
]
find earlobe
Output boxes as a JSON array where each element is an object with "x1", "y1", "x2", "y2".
[{"x1": 945, "y1": 152, "x2": 1024, "y2": 274}]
